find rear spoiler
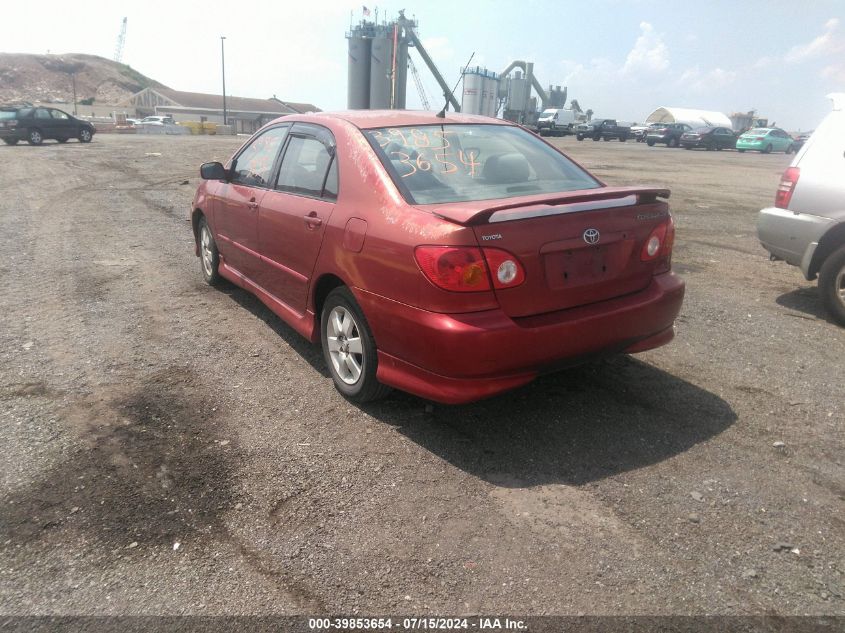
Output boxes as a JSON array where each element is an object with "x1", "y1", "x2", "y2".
[{"x1": 425, "y1": 186, "x2": 670, "y2": 225}]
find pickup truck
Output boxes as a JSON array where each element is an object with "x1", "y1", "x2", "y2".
[{"x1": 575, "y1": 119, "x2": 631, "y2": 142}]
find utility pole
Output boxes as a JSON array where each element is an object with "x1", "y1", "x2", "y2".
[
  {"x1": 220, "y1": 36, "x2": 228, "y2": 127},
  {"x1": 71, "y1": 73, "x2": 77, "y2": 115}
]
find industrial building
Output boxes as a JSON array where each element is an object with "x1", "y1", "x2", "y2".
[
  {"x1": 121, "y1": 87, "x2": 320, "y2": 134},
  {"x1": 345, "y1": 12, "x2": 575, "y2": 127}
]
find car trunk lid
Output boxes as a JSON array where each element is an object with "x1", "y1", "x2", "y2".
[{"x1": 417, "y1": 187, "x2": 672, "y2": 318}]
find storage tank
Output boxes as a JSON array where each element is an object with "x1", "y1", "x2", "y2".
[
  {"x1": 461, "y1": 70, "x2": 484, "y2": 115},
  {"x1": 369, "y1": 28, "x2": 393, "y2": 109},
  {"x1": 394, "y1": 34, "x2": 408, "y2": 109},
  {"x1": 483, "y1": 76, "x2": 499, "y2": 117},
  {"x1": 347, "y1": 35, "x2": 371, "y2": 110},
  {"x1": 507, "y1": 71, "x2": 528, "y2": 112}
]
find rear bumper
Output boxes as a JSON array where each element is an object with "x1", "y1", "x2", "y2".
[
  {"x1": 357, "y1": 273, "x2": 685, "y2": 404},
  {"x1": 757, "y1": 207, "x2": 835, "y2": 279},
  {"x1": 0, "y1": 128, "x2": 24, "y2": 141}
]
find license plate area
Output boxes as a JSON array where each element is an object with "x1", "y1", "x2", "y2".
[{"x1": 543, "y1": 240, "x2": 634, "y2": 290}]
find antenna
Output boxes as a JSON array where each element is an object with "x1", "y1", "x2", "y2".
[{"x1": 436, "y1": 51, "x2": 474, "y2": 118}]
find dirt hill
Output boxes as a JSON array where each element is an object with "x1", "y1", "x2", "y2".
[{"x1": 0, "y1": 53, "x2": 167, "y2": 105}]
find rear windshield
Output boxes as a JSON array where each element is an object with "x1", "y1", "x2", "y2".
[
  {"x1": 747, "y1": 128, "x2": 769, "y2": 135},
  {"x1": 365, "y1": 124, "x2": 601, "y2": 205},
  {"x1": 0, "y1": 110, "x2": 17, "y2": 119},
  {"x1": 692, "y1": 127, "x2": 713, "y2": 133}
]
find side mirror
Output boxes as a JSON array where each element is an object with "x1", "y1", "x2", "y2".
[{"x1": 200, "y1": 161, "x2": 227, "y2": 180}]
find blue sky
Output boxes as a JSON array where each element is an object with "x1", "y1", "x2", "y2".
[{"x1": 3, "y1": 0, "x2": 844, "y2": 130}]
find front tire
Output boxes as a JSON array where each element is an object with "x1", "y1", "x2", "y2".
[
  {"x1": 576, "y1": 134, "x2": 584, "y2": 141},
  {"x1": 79, "y1": 127, "x2": 93, "y2": 143},
  {"x1": 28, "y1": 129, "x2": 43, "y2": 145},
  {"x1": 668, "y1": 137, "x2": 679, "y2": 148},
  {"x1": 818, "y1": 246, "x2": 845, "y2": 326},
  {"x1": 321, "y1": 287, "x2": 391, "y2": 402},
  {"x1": 197, "y1": 217, "x2": 221, "y2": 286}
]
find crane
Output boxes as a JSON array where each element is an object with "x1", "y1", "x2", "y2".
[
  {"x1": 408, "y1": 54, "x2": 430, "y2": 110},
  {"x1": 113, "y1": 17, "x2": 127, "y2": 63}
]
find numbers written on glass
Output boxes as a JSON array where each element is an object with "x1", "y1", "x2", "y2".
[{"x1": 370, "y1": 128, "x2": 481, "y2": 179}]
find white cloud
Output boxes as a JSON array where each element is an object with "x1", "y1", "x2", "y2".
[
  {"x1": 421, "y1": 36, "x2": 454, "y2": 63},
  {"x1": 621, "y1": 22, "x2": 669, "y2": 74},
  {"x1": 785, "y1": 18, "x2": 844, "y2": 63},
  {"x1": 821, "y1": 63, "x2": 845, "y2": 84},
  {"x1": 679, "y1": 66, "x2": 737, "y2": 94}
]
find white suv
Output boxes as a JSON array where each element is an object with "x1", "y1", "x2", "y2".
[{"x1": 757, "y1": 93, "x2": 845, "y2": 325}]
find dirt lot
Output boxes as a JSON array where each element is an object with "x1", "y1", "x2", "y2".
[{"x1": 0, "y1": 132, "x2": 842, "y2": 617}]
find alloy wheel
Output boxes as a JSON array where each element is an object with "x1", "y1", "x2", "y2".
[{"x1": 325, "y1": 306, "x2": 364, "y2": 385}]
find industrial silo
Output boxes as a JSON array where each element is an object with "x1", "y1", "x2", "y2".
[
  {"x1": 483, "y1": 74, "x2": 499, "y2": 117},
  {"x1": 461, "y1": 70, "x2": 484, "y2": 115},
  {"x1": 507, "y1": 71, "x2": 528, "y2": 113},
  {"x1": 394, "y1": 33, "x2": 408, "y2": 109},
  {"x1": 369, "y1": 27, "x2": 393, "y2": 109},
  {"x1": 347, "y1": 33, "x2": 371, "y2": 110}
]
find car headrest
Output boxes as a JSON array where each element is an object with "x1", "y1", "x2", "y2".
[{"x1": 482, "y1": 153, "x2": 531, "y2": 184}]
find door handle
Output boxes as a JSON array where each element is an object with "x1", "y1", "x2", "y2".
[
  {"x1": 247, "y1": 198, "x2": 259, "y2": 210},
  {"x1": 304, "y1": 212, "x2": 322, "y2": 229}
]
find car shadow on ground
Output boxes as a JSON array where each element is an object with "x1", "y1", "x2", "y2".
[
  {"x1": 219, "y1": 282, "x2": 330, "y2": 377},
  {"x1": 775, "y1": 287, "x2": 835, "y2": 323},
  {"x1": 360, "y1": 356, "x2": 737, "y2": 486},
  {"x1": 217, "y1": 281, "x2": 736, "y2": 487}
]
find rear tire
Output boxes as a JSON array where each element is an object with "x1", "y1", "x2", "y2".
[
  {"x1": 576, "y1": 134, "x2": 584, "y2": 141},
  {"x1": 27, "y1": 129, "x2": 43, "y2": 145},
  {"x1": 2, "y1": 138, "x2": 18, "y2": 146},
  {"x1": 197, "y1": 217, "x2": 221, "y2": 286},
  {"x1": 738, "y1": 149, "x2": 745, "y2": 153},
  {"x1": 321, "y1": 287, "x2": 391, "y2": 403},
  {"x1": 818, "y1": 246, "x2": 845, "y2": 326},
  {"x1": 762, "y1": 143, "x2": 772, "y2": 154},
  {"x1": 57, "y1": 137, "x2": 68, "y2": 143},
  {"x1": 647, "y1": 139, "x2": 655, "y2": 147},
  {"x1": 668, "y1": 137, "x2": 679, "y2": 148}
]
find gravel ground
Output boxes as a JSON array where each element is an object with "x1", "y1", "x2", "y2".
[{"x1": 0, "y1": 133, "x2": 842, "y2": 616}]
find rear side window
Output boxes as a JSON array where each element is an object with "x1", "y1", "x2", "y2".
[
  {"x1": 231, "y1": 126, "x2": 289, "y2": 188},
  {"x1": 276, "y1": 136, "x2": 334, "y2": 198},
  {"x1": 0, "y1": 111, "x2": 16, "y2": 120},
  {"x1": 35, "y1": 109, "x2": 51, "y2": 120}
]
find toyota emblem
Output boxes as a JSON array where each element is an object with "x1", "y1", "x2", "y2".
[{"x1": 583, "y1": 228, "x2": 600, "y2": 245}]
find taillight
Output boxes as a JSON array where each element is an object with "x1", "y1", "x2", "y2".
[
  {"x1": 641, "y1": 218, "x2": 675, "y2": 274},
  {"x1": 415, "y1": 246, "x2": 491, "y2": 292},
  {"x1": 775, "y1": 167, "x2": 800, "y2": 209},
  {"x1": 482, "y1": 247, "x2": 526, "y2": 289},
  {"x1": 414, "y1": 246, "x2": 525, "y2": 292}
]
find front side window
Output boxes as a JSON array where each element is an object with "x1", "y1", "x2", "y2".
[
  {"x1": 276, "y1": 136, "x2": 334, "y2": 198},
  {"x1": 231, "y1": 126, "x2": 289, "y2": 187},
  {"x1": 365, "y1": 124, "x2": 601, "y2": 205},
  {"x1": 51, "y1": 110, "x2": 70, "y2": 120}
]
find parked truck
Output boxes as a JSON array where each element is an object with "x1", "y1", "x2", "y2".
[
  {"x1": 575, "y1": 119, "x2": 631, "y2": 142},
  {"x1": 536, "y1": 108, "x2": 579, "y2": 136}
]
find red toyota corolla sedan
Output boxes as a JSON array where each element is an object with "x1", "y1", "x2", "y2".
[{"x1": 191, "y1": 111, "x2": 685, "y2": 404}]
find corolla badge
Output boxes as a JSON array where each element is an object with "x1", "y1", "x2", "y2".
[{"x1": 583, "y1": 228, "x2": 600, "y2": 245}]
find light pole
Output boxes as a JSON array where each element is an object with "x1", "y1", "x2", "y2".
[{"x1": 220, "y1": 36, "x2": 227, "y2": 128}]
